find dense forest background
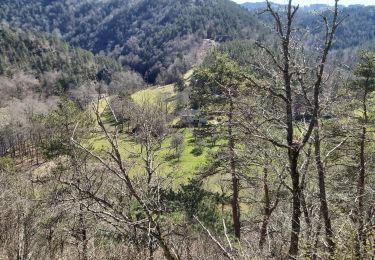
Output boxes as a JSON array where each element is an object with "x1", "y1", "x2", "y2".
[
  {"x1": 243, "y1": 2, "x2": 375, "y2": 50},
  {"x1": 0, "y1": 0, "x2": 261, "y2": 83},
  {"x1": 1, "y1": 0, "x2": 375, "y2": 84}
]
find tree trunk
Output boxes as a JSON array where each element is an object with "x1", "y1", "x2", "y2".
[
  {"x1": 48, "y1": 228, "x2": 53, "y2": 260},
  {"x1": 228, "y1": 98, "x2": 241, "y2": 239},
  {"x1": 355, "y1": 85, "x2": 368, "y2": 259},
  {"x1": 314, "y1": 124, "x2": 336, "y2": 256},
  {"x1": 259, "y1": 161, "x2": 277, "y2": 250},
  {"x1": 300, "y1": 188, "x2": 312, "y2": 258},
  {"x1": 154, "y1": 228, "x2": 177, "y2": 260},
  {"x1": 312, "y1": 217, "x2": 322, "y2": 260},
  {"x1": 288, "y1": 151, "x2": 301, "y2": 259},
  {"x1": 78, "y1": 204, "x2": 88, "y2": 260},
  {"x1": 281, "y1": 3, "x2": 302, "y2": 253}
]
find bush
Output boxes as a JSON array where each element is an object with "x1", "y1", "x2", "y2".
[{"x1": 191, "y1": 146, "x2": 203, "y2": 156}]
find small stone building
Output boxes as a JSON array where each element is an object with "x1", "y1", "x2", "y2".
[{"x1": 180, "y1": 109, "x2": 207, "y2": 127}]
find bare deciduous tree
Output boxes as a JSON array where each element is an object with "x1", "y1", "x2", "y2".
[{"x1": 244, "y1": 0, "x2": 341, "y2": 257}]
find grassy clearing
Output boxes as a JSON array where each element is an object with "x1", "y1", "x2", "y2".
[
  {"x1": 89, "y1": 82, "x2": 243, "y2": 194},
  {"x1": 85, "y1": 71, "x2": 253, "y2": 218},
  {"x1": 131, "y1": 84, "x2": 175, "y2": 104},
  {"x1": 97, "y1": 97, "x2": 110, "y2": 114},
  {"x1": 89, "y1": 127, "x2": 211, "y2": 187},
  {"x1": 183, "y1": 69, "x2": 194, "y2": 81},
  {"x1": 88, "y1": 75, "x2": 216, "y2": 188},
  {"x1": 131, "y1": 84, "x2": 176, "y2": 112},
  {"x1": 160, "y1": 128, "x2": 211, "y2": 185}
]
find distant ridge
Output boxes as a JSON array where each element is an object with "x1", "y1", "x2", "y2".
[
  {"x1": 241, "y1": 2, "x2": 375, "y2": 50},
  {"x1": 241, "y1": 2, "x2": 350, "y2": 10}
]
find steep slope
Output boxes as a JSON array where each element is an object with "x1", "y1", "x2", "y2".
[
  {"x1": 0, "y1": 25, "x2": 129, "y2": 159},
  {"x1": 0, "y1": 0, "x2": 261, "y2": 83},
  {"x1": 0, "y1": 25, "x2": 121, "y2": 85},
  {"x1": 0, "y1": 25, "x2": 125, "y2": 109}
]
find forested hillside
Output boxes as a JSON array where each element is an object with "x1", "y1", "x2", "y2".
[
  {"x1": 0, "y1": 0, "x2": 261, "y2": 83},
  {"x1": 0, "y1": 25, "x2": 121, "y2": 89},
  {"x1": 2, "y1": 0, "x2": 374, "y2": 83},
  {"x1": 0, "y1": 24, "x2": 129, "y2": 105},
  {"x1": 243, "y1": 2, "x2": 375, "y2": 50},
  {"x1": 0, "y1": 25, "x2": 141, "y2": 160}
]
